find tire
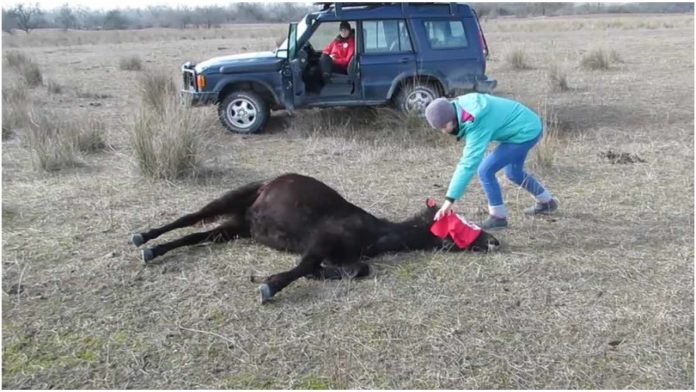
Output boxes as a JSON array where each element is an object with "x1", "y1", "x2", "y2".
[
  {"x1": 218, "y1": 90, "x2": 269, "y2": 134},
  {"x1": 395, "y1": 81, "x2": 441, "y2": 116}
]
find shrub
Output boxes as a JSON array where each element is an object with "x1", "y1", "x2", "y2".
[
  {"x1": 548, "y1": 63, "x2": 570, "y2": 92},
  {"x1": 531, "y1": 99, "x2": 562, "y2": 170},
  {"x1": 139, "y1": 69, "x2": 177, "y2": 112},
  {"x1": 23, "y1": 109, "x2": 107, "y2": 171},
  {"x1": 129, "y1": 72, "x2": 216, "y2": 180},
  {"x1": 506, "y1": 49, "x2": 532, "y2": 70},
  {"x1": 581, "y1": 48, "x2": 611, "y2": 70},
  {"x1": 4, "y1": 51, "x2": 43, "y2": 87},
  {"x1": 2, "y1": 81, "x2": 30, "y2": 137},
  {"x1": 119, "y1": 55, "x2": 143, "y2": 71},
  {"x1": 47, "y1": 79, "x2": 63, "y2": 94}
]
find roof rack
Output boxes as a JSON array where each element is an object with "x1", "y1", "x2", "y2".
[{"x1": 314, "y1": 2, "x2": 458, "y2": 17}]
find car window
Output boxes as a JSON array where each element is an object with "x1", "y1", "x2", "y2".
[
  {"x1": 423, "y1": 20, "x2": 468, "y2": 49},
  {"x1": 363, "y1": 20, "x2": 412, "y2": 54},
  {"x1": 308, "y1": 21, "x2": 355, "y2": 51},
  {"x1": 276, "y1": 16, "x2": 311, "y2": 58}
]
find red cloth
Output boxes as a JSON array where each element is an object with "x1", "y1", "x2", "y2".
[
  {"x1": 323, "y1": 36, "x2": 355, "y2": 69},
  {"x1": 430, "y1": 213, "x2": 482, "y2": 249}
]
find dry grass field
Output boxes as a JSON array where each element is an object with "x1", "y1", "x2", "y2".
[{"x1": 2, "y1": 13, "x2": 694, "y2": 389}]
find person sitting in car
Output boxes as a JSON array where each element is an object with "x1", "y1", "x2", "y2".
[{"x1": 320, "y1": 21, "x2": 355, "y2": 81}]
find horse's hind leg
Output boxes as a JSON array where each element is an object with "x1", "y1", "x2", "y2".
[
  {"x1": 141, "y1": 220, "x2": 249, "y2": 264},
  {"x1": 131, "y1": 182, "x2": 261, "y2": 247},
  {"x1": 131, "y1": 200, "x2": 229, "y2": 246}
]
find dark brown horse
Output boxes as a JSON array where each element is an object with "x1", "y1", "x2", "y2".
[{"x1": 130, "y1": 173, "x2": 500, "y2": 303}]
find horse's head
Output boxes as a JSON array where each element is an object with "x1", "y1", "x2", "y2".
[{"x1": 415, "y1": 198, "x2": 500, "y2": 253}]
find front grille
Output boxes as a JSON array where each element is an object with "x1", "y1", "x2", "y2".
[{"x1": 182, "y1": 68, "x2": 196, "y2": 90}]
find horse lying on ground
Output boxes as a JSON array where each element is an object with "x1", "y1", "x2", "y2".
[{"x1": 130, "y1": 173, "x2": 500, "y2": 303}]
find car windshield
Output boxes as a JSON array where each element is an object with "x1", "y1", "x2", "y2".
[{"x1": 275, "y1": 16, "x2": 310, "y2": 58}]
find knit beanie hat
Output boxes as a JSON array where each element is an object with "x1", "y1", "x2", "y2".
[{"x1": 425, "y1": 98, "x2": 456, "y2": 129}]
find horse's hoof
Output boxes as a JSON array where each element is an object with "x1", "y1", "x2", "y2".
[
  {"x1": 130, "y1": 233, "x2": 145, "y2": 247},
  {"x1": 141, "y1": 248, "x2": 155, "y2": 264},
  {"x1": 258, "y1": 284, "x2": 273, "y2": 304}
]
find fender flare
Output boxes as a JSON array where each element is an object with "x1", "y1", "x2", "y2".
[
  {"x1": 214, "y1": 77, "x2": 280, "y2": 105},
  {"x1": 387, "y1": 73, "x2": 448, "y2": 100}
]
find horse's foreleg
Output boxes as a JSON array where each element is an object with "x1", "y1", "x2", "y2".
[
  {"x1": 141, "y1": 221, "x2": 249, "y2": 264},
  {"x1": 257, "y1": 254, "x2": 323, "y2": 304},
  {"x1": 304, "y1": 262, "x2": 372, "y2": 281}
]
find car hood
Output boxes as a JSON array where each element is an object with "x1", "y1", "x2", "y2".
[{"x1": 195, "y1": 51, "x2": 284, "y2": 74}]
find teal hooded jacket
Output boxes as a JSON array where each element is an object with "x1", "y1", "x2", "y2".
[{"x1": 446, "y1": 93, "x2": 543, "y2": 201}]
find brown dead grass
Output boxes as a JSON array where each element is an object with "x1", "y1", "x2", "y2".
[{"x1": 2, "y1": 14, "x2": 693, "y2": 390}]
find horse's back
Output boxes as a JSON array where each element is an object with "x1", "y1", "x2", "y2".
[
  {"x1": 258, "y1": 174, "x2": 351, "y2": 208},
  {"x1": 248, "y1": 173, "x2": 369, "y2": 252}
]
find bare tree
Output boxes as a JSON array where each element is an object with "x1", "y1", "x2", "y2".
[
  {"x1": 9, "y1": 3, "x2": 42, "y2": 33},
  {"x1": 56, "y1": 3, "x2": 76, "y2": 31},
  {"x1": 103, "y1": 9, "x2": 128, "y2": 30},
  {"x1": 197, "y1": 6, "x2": 226, "y2": 29},
  {"x1": 2, "y1": 9, "x2": 17, "y2": 33}
]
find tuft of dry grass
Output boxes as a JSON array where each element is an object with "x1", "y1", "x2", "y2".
[
  {"x1": 4, "y1": 51, "x2": 43, "y2": 87},
  {"x1": 73, "y1": 120, "x2": 108, "y2": 153},
  {"x1": 75, "y1": 89, "x2": 112, "y2": 100},
  {"x1": 129, "y1": 72, "x2": 217, "y2": 180},
  {"x1": 46, "y1": 79, "x2": 63, "y2": 94},
  {"x1": 548, "y1": 63, "x2": 570, "y2": 92},
  {"x1": 581, "y1": 48, "x2": 613, "y2": 70},
  {"x1": 119, "y1": 55, "x2": 143, "y2": 71},
  {"x1": 23, "y1": 109, "x2": 108, "y2": 171},
  {"x1": 288, "y1": 107, "x2": 445, "y2": 148},
  {"x1": 2, "y1": 81, "x2": 31, "y2": 138},
  {"x1": 25, "y1": 112, "x2": 81, "y2": 171},
  {"x1": 608, "y1": 49, "x2": 623, "y2": 63},
  {"x1": 4, "y1": 51, "x2": 30, "y2": 69},
  {"x1": 139, "y1": 69, "x2": 178, "y2": 112},
  {"x1": 506, "y1": 49, "x2": 532, "y2": 70},
  {"x1": 530, "y1": 98, "x2": 562, "y2": 171}
]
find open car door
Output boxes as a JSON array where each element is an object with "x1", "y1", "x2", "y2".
[{"x1": 281, "y1": 23, "x2": 306, "y2": 111}]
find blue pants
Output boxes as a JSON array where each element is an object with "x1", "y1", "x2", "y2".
[{"x1": 477, "y1": 131, "x2": 546, "y2": 207}]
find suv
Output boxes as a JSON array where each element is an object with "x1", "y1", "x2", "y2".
[{"x1": 181, "y1": 2, "x2": 496, "y2": 133}]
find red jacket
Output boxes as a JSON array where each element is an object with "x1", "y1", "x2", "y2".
[{"x1": 323, "y1": 36, "x2": 355, "y2": 69}]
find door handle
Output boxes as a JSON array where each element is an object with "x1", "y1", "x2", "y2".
[{"x1": 399, "y1": 57, "x2": 411, "y2": 63}]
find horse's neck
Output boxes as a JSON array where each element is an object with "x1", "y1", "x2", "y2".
[{"x1": 370, "y1": 219, "x2": 434, "y2": 254}]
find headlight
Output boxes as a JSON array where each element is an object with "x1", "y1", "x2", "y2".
[{"x1": 196, "y1": 74, "x2": 207, "y2": 90}]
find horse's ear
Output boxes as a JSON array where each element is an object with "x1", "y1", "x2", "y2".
[{"x1": 426, "y1": 198, "x2": 437, "y2": 208}]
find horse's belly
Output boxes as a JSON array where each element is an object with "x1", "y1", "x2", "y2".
[{"x1": 248, "y1": 207, "x2": 317, "y2": 253}]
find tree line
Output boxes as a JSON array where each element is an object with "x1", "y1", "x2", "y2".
[{"x1": 2, "y1": 2, "x2": 693, "y2": 33}]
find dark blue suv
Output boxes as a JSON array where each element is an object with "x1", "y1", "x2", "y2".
[{"x1": 181, "y1": 2, "x2": 496, "y2": 133}]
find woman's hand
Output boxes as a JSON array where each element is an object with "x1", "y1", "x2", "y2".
[{"x1": 434, "y1": 200, "x2": 454, "y2": 221}]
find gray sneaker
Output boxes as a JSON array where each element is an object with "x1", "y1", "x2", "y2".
[
  {"x1": 524, "y1": 198, "x2": 559, "y2": 216},
  {"x1": 481, "y1": 215, "x2": 508, "y2": 230}
]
